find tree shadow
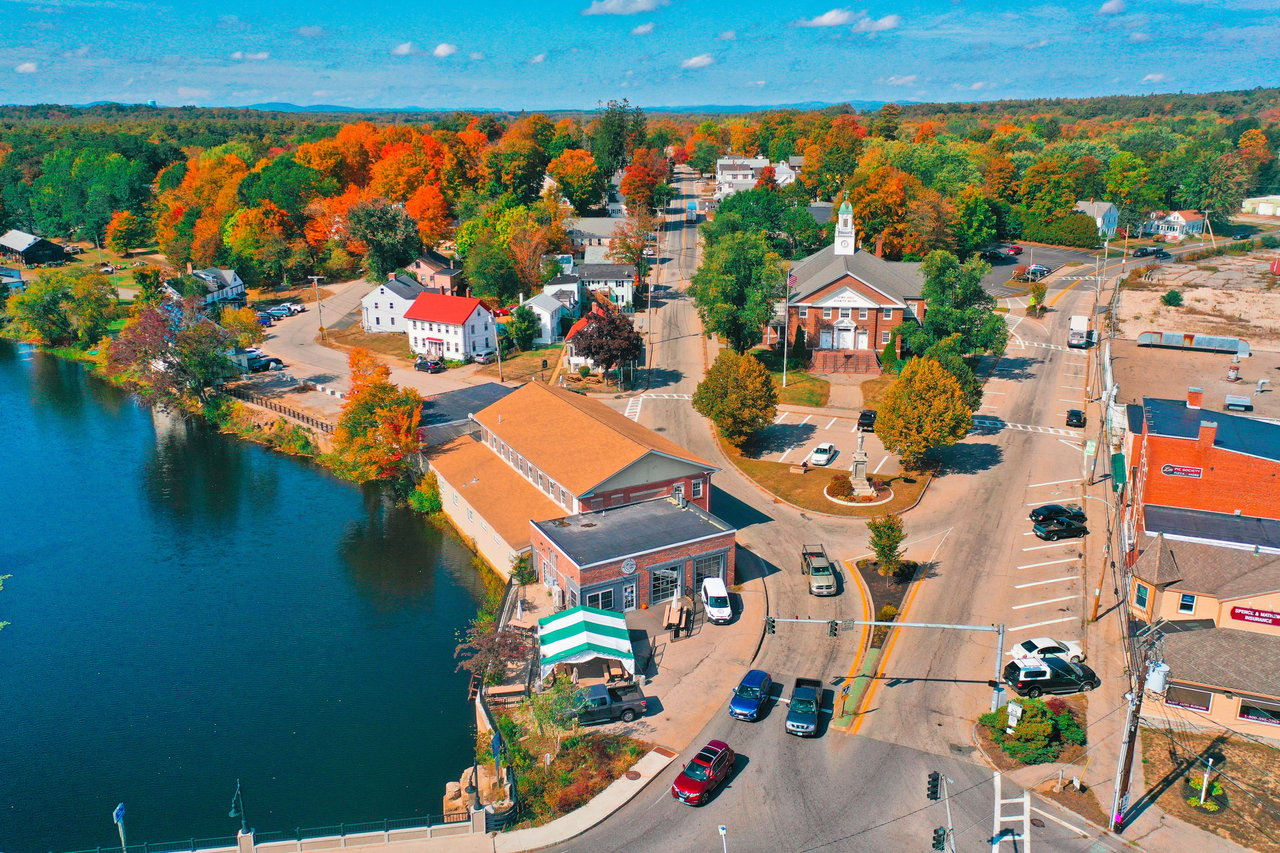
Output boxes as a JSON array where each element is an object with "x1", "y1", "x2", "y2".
[
  {"x1": 303, "y1": 372, "x2": 342, "y2": 385},
  {"x1": 710, "y1": 487, "x2": 773, "y2": 529},
  {"x1": 988, "y1": 355, "x2": 1041, "y2": 382},
  {"x1": 932, "y1": 441, "x2": 1004, "y2": 475},
  {"x1": 645, "y1": 367, "x2": 684, "y2": 389},
  {"x1": 743, "y1": 422, "x2": 818, "y2": 456},
  {"x1": 1122, "y1": 732, "x2": 1230, "y2": 830}
]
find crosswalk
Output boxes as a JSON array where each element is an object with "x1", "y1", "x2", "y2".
[
  {"x1": 972, "y1": 417, "x2": 1082, "y2": 438},
  {"x1": 624, "y1": 397, "x2": 643, "y2": 421},
  {"x1": 643, "y1": 393, "x2": 693, "y2": 400}
]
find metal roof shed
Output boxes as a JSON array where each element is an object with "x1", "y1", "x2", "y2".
[{"x1": 537, "y1": 605, "x2": 634, "y2": 681}]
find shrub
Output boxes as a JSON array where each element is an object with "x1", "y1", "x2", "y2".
[
  {"x1": 828, "y1": 474, "x2": 853, "y2": 498},
  {"x1": 1162, "y1": 289, "x2": 1183, "y2": 307},
  {"x1": 1054, "y1": 710, "x2": 1086, "y2": 746},
  {"x1": 408, "y1": 473, "x2": 443, "y2": 514},
  {"x1": 1187, "y1": 796, "x2": 1221, "y2": 812},
  {"x1": 1261, "y1": 234, "x2": 1280, "y2": 249},
  {"x1": 578, "y1": 365, "x2": 591, "y2": 378},
  {"x1": 877, "y1": 604, "x2": 898, "y2": 621},
  {"x1": 1187, "y1": 777, "x2": 1224, "y2": 796},
  {"x1": 978, "y1": 698, "x2": 1084, "y2": 764}
]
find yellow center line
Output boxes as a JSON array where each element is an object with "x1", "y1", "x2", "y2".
[
  {"x1": 1046, "y1": 258, "x2": 1129, "y2": 307},
  {"x1": 847, "y1": 565, "x2": 928, "y2": 737}
]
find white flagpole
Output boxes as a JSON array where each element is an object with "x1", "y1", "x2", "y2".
[{"x1": 781, "y1": 269, "x2": 790, "y2": 388}]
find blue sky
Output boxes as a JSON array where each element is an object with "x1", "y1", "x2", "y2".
[{"x1": 0, "y1": 0, "x2": 1274, "y2": 110}]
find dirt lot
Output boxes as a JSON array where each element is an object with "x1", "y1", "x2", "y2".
[
  {"x1": 1117, "y1": 249, "x2": 1280, "y2": 351},
  {"x1": 1140, "y1": 727, "x2": 1280, "y2": 853}
]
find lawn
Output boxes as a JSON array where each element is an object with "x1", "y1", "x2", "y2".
[
  {"x1": 722, "y1": 436, "x2": 929, "y2": 517},
  {"x1": 858, "y1": 374, "x2": 897, "y2": 410},
  {"x1": 750, "y1": 349, "x2": 830, "y2": 407},
  {"x1": 323, "y1": 324, "x2": 416, "y2": 361},
  {"x1": 475, "y1": 345, "x2": 563, "y2": 382}
]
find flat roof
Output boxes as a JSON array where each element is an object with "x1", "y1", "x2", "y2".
[
  {"x1": 421, "y1": 383, "x2": 514, "y2": 427},
  {"x1": 1161, "y1": 625, "x2": 1280, "y2": 699},
  {"x1": 533, "y1": 496, "x2": 735, "y2": 568},
  {"x1": 1141, "y1": 397, "x2": 1280, "y2": 462},
  {"x1": 1145, "y1": 505, "x2": 1280, "y2": 552},
  {"x1": 1110, "y1": 338, "x2": 1280, "y2": 420}
]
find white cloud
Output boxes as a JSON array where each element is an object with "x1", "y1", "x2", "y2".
[
  {"x1": 217, "y1": 14, "x2": 249, "y2": 30},
  {"x1": 469, "y1": 51, "x2": 485, "y2": 60},
  {"x1": 433, "y1": 42, "x2": 457, "y2": 57},
  {"x1": 631, "y1": 22, "x2": 654, "y2": 35},
  {"x1": 176, "y1": 86, "x2": 209, "y2": 99},
  {"x1": 65, "y1": 44, "x2": 90, "y2": 57},
  {"x1": 1099, "y1": 0, "x2": 1125, "y2": 12},
  {"x1": 1129, "y1": 31, "x2": 1150, "y2": 42},
  {"x1": 529, "y1": 53, "x2": 546, "y2": 63},
  {"x1": 681, "y1": 53, "x2": 714, "y2": 69},
  {"x1": 391, "y1": 42, "x2": 416, "y2": 56},
  {"x1": 230, "y1": 51, "x2": 270, "y2": 61},
  {"x1": 582, "y1": 0, "x2": 668, "y2": 15},
  {"x1": 885, "y1": 74, "x2": 917, "y2": 85},
  {"x1": 296, "y1": 25, "x2": 325, "y2": 38},
  {"x1": 795, "y1": 8, "x2": 853, "y2": 27},
  {"x1": 970, "y1": 80, "x2": 994, "y2": 90},
  {"x1": 1024, "y1": 38, "x2": 1050, "y2": 49},
  {"x1": 719, "y1": 30, "x2": 736, "y2": 40},
  {"x1": 311, "y1": 89, "x2": 331, "y2": 98},
  {"x1": 851, "y1": 13, "x2": 901, "y2": 32},
  {"x1": 748, "y1": 79, "x2": 766, "y2": 87},
  {"x1": 1141, "y1": 72, "x2": 1167, "y2": 83},
  {"x1": 14, "y1": 62, "x2": 37, "y2": 74}
]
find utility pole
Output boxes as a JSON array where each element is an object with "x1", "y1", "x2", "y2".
[
  {"x1": 308, "y1": 275, "x2": 325, "y2": 341},
  {"x1": 1109, "y1": 686, "x2": 1144, "y2": 831}
]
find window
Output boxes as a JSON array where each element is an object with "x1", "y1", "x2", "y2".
[
  {"x1": 798, "y1": 307, "x2": 808, "y2": 319},
  {"x1": 839, "y1": 308, "x2": 851, "y2": 320},
  {"x1": 1178, "y1": 593, "x2": 1196, "y2": 614},
  {"x1": 374, "y1": 302, "x2": 379, "y2": 309},
  {"x1": 858, "y1": 308, "x2": 868, "y2": 320},
  {"x1": 884, "y1": 308, "x2": 893, "y2": 320},
  {"x1": 691, "y1": 479, "x2": 703, "y2": 499},
  {"x1": 1239, "y1": 698, "x2": 1280, "y2": 726},
  {"x1": 1165, "y1": 685, "x2": 1212, "y2": 712},
  {"x1": 674, "y1": 483, "x2": 685, "y2": 501},
  {"x1": 650, "y1": 567, "x2": 680, "y2": 604},
  {"x1": 390, "y1": 317, "x2": 396, "y2": 325},
  {"x1": 823, "y1": 308, "x2": 833, "y2": 320},
  {"x1": 694, "y1": 553, "x2": 724, "y2": 586},
  {"x1": 881, "y1": 330, "x2": 891, "y2": 345},
  {"x1": 1134, "y1": 583, "x2": 1149, "y2": 609},
  {"x1": 585, "y1": 588, "x2": 616, "y2": 611},
  {"x1": 375, "y1": 316, "x2": 381, "y2": 325},
  {"x1": 568, "y1": 590, "x2": 578, "y2": 608}
]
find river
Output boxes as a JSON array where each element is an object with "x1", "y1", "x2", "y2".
[{"x1": 0, "y1": 341, "x2": 485, "y2": 853}]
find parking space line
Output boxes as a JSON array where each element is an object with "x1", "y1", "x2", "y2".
[
  {"x1": 774, "y1": 412, "x2": 788, "y2": 424},
  {"x1": 1059, "y1": 399, "x2": 1079, "y2": 403},
  {"x1": 1017, "y1": 557, "x2": 1077, "y2": 570},
  {"x1": 1062, "y1": 385, "x2": 1084, "y2": 390},
  {"x1": 1023, "y1": 542, "x2": 1073, "y2": 551},
  {"x1": 779, "y1": 447, "x2": 797, "y2": 464},
  {"x1": 825, "y1": 418, "x2": 837, "y2": 430},
  {"x1": 1012, "y1": 595, "x2": 1074, "y2": 610},
  {"x1": 799, "y1": 414, "x2": 812, "y2": 425},
  {"x1": 1029, "y1": 478, "x2": 1078, "y2": 488},
  {"x1": 1010, "y1": 616, "x2": 1075, "y2": 632},
  {"x1": 1014, "y1": 576, "x2": 1075, "y2": 589},
  {"x1": 873, "y1": 455, "x2": 889, "y2": 474}
]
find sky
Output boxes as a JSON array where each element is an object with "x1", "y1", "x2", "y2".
[{"x1": 0, "y1": 0, "x2": 1275, "y2": 110}]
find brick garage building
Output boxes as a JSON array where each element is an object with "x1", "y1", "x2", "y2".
[{"x1": 529, "y1": 496, "x2": 736, "y2": 613}]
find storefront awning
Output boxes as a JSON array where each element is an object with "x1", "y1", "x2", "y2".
[
  {"x1": 1111, "y1": 452, "x2": 1127, "y2": 493},
  {"x1": 537, "y1": 605, "x2": 634, "y2": 680}
]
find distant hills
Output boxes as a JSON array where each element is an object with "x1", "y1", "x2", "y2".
[{"x1": 237, "y1": 100, "x2": 892, "y2": 115}]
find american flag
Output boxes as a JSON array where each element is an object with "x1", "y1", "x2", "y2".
[{"x1": 787, "y1": 270, "x2": 797, "y2": 291}]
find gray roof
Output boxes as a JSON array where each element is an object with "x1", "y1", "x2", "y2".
[
  {"x1": 1132, "y1": 535, "x2": 1280, "y2": 599},
  {"x1": 421, "y1": 383, "x2": 514, "y2": 427},
  {"x1": 377, "y1": 274, "x2": 429, "y2": 302},
  {"x1": 1073, "y1": 200, "x2": 1116, "y2": 218},
  {"x1": 807, "y1": 202, "x2": 834, "y2": 224},
  {"x1": 788, "y1": 155, "x2": 806, "y2": 167},
  {"x1": 524, "y1": 292, "x2": 564, "y2": 313},
  {"x1": 1144, "y1": 505, "x2": 1280, "y2": 552},
  {"x1": 790, "y1": 244, "x2": 924, "y2": 305},
  {"x1": 569, "y1": 217, "x2": 622, "y2": 239},
  {"x1": 415, "y1": 248, "x2": 458, "y2": 271},
  {"x1": 545, "y1": 274, "x2": 582, "y2": 288},
  {"x1": 533, "y1": 496, "x2": 735, "y2": 568},
  {"x1": 1141, "y1": 397, "x2": 1280, "y2": 462},
  {"x1": 0, "y1": 229, "x2": 41, "y2": 252},
  {"x1": 1161, "y1": 626, "x2": 1280, "y2": 698},
  {"x1": 192, "y1": 268, "x2": 241, "y2": 290},
  {"x1": 576, "y1": 263, "x2": 635, "y2": 281}
]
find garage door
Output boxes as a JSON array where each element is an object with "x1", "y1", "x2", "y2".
[
  {"x1": 650, "y1": 567, "x2": 680, "y2": 604},
  {"x1": 693, "y1": 553, "x2": 725, "y2": 588}
]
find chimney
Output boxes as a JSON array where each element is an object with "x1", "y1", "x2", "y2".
[
  {"x1": 185, "y1": 261, "x2": 193, "y2": 275},
  {"x1": 1186, "y1": 387, "x2": 1203, "y2": 409},
  {"x1": 874, "y1": 234, "x2": 884, "y2": 258},
  {"x1": 387, "y1": 272, "x2": 397, "y2": 281},
  {"x1": 1198, "y1": 420, "x2": 1217, "y2": 450}
]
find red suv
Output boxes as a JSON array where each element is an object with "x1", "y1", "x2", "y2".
[{"x1": 670, "y1": 740, "x2": 735, "y2": 806}]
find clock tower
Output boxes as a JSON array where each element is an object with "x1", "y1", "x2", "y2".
[{"x1": 834, "y1": 200, "x2": 856, "y2": 256}]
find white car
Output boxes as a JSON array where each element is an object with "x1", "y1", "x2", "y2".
[
  {"x1": 1009, "y1": 637, "x2": 1085, "y2": 663},
  {"x1": 700, "y1": 577, "x2": 733, "y2": 625},
  {"x1": 809, "y1": 443, "x2": 837, "y2": 466},
  {"x1": 279, "y1": 302, "x2": 306, "y2": 314}
]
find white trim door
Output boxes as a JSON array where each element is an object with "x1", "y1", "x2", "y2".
[
  {"x1": 835, "y1": 326, "x2": 854, "y2": 349},
  {"x1": 856, "y1": 329, "x2": 869, "y2": 350},
  {"x1": 819, "y1": 329, "x2": 833, "y2": 349}
]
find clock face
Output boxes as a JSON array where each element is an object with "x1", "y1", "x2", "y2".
[{"x1": 838, "y1": 238, "x2": 851, "y2": 250}]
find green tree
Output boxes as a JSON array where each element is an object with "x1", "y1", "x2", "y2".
[
  {"x1": 66, "y1": 271, "x2": 117, "y2": 346},
  {"x1": 592, "y1": 98, "x2": 645, "y2": 177},
  {"x1": 528, "y1": 679, "x2": 587, "y2": 734},
  {"x1": 688, "y1": 141, "x2": 722, "y2": 176},
  {"x1": 874, "y1": 103, "x2": 903, "y2": 140},
  {"x1": 955, "y1": 190, "x2": 997, "y2": 255},
  {"x1": 462, "y1": 226, "x2": 521, "y2": 304},
  {"x1": 693, "y1": 349, "x2": 778, "y2": 448},
  {"x1": 7, "y1": 268, "x2": 114, "y2": 346},
  {"x1": 909, "y1": 250, "x2": 1008, "y2": 356},
  {"x1": 875, "y1": 357, "x2": 973, "y2": 469},
  {"x1": 867, "y1": 515, "x2": 906, "y2": 577},
  {"x1": 347, "y1": 198, "x2": 423, "y2": 280},
  {"x1": 238, "y1": 156, "x2": 337, "y2": 225},
  {"x1": 922, "y1": 334, "x2": 982, "y2": 411},
  {"x1": 691, "y1": 231, "x2": 784, "y2": 353},
  {"x1": 506, "y1": 305, "x2": 540, "y2": 350},
  {"x1": 132, "y1": 267, "x2": 164, "y2": 305}
]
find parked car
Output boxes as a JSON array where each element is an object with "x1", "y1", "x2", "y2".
[
  {"x1": 1004, "y1": 245, "x2": 1024, "y2": 255},
  {"x1": 1027, "y1": 263, "x2": 1051, "y2": 275},
  {"x1": 255, "y1": 312, "x2": 274, "y2": 327},
  {"x1": 1132, "y1": 246, "x2": 1157, "y2": 257},
  {"x1": 64, "y1": 245, "x2": 84, "y2": 254},
  {"x1": 728, "y1": 669, "x2": 773, "y2": 721},
  {"x1": 415, "y1": 358, "x2": 445, "y2": 373},
  {"x1": 980, "y1": 249, "x2": 1008, "y2": 262},
  {"x1": 247, "y1": 356, "x2": 284, "y2": 373},
  {"x1": 1065, "y1": 409, "x2": 1086, "y2": 428},
  {"x1": 1153, "y1": 249, "x2": 1172, "y2": 260},
  {"x1": 1231, "y1": 233, "x2": 1250, "y2": 241},
  {"x1": 809, "y1": 443, "x2": 837, "y2": 466},
  {"x1": 265, "y1": 306, "x2": 292, "y2": 320},
  {"x1": 1033, "y1": 517, "x2": 1088, "y2": 541},
  {"x1": 671, "y1": 740, "x2": 736, "y2": 806},
  {"x1": 857, "y1": 409, "x2": 877, "y2": 432},
  {"x1": 99, "y1": 265, "x2": 116, "y2": 274},
  {"x1": 785, "y1": 677, "x2": 823, "y2": 736},
  {"x1": 1029, "y1": 504, "x2": 1086, "y2": 524},
  {"x1": 1011, "y1": 637, "x2": 1086, "y2": 664},
  {"x1": 1003, "y1": 657, "x2": 1099, "y2": 698},
  {"x1": 575, "y1": 683, "x2": 648, "y2": 724},
  {"x1": 278, "y1": 302, "x2": 306, "y2": 314},
  {"x1": 700, "y1": 576, "x2": 733, "y2": 624},
  {"x1": 473, "y1": 350, "x2": 497, "y2": 364}
]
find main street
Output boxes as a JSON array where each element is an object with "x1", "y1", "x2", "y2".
[{"x1": 550, "y1": 170, "x2": 1132, "y2": 851}]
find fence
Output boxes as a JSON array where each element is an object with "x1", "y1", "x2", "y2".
[{"x1": 223, "y1": 387, "x2": 335, "y2": 434}]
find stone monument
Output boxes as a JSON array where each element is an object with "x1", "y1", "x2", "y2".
[{"x1": 850, "y1": 431, "x2": 877, "y2": 497}]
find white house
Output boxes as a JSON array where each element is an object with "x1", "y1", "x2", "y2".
[
  {"x1": 1141, "y1": 210, "x2": 1207, "y2": 239},
  {"x1": 577, "y1": 263, "x2": 636, "y2": 309},
  {"x1": 190, "y1": 268, "x2": 246, "y2": 306},
  {"x1": 1072, "y1": 200, "x2": 1119, "y2": 239},
  {"x1": 542, "y1": 275, "x2": 585, "y2": 316},
  {"x1": 714, "y1": 155, "x2": 802, "y2": 200},
  {"x1": 521, "y1": 292, "x2": 568, "y2": 345},
  {"x1": 568, "y1": 217, "x2": 620, "y2": 249},
  {"x1": 404, "y1": 293, "x2": 496, "y2": 360},
  {"x1": 1243, "y1": 195, "x2": 1280, "y2": 217},
  {"x1": 361, "y1": 274, "x2": 428, "y2": 333}
]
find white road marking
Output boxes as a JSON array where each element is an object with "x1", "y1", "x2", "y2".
[
  {"x1": 624, "y1": 397, "x2": 643, "y2": 421},
  {"x1": 1059, "y1": 399, "x2": 1080, "y2": 403},
  {"x1": 825, "y1": 418, "x2": 837, "y2": 430},
  {"x1": 973, "y1": 418, "x2": 1081, "y2": 437},
  {"x1": 1021, "y1": 341, "x2": 1068, "y2": 352},
  {"x1": 1058, "y1": 439, "x2": 1084, "y2": 451},
  {"x1": 774, "y1": 412, "x2": 788, "y2": 424},
  {"x1": 1015, "y1": 576, "x2": 1075, "y2": 589},
  {"x1": 1028, "y1": 478, "x2": 1079, "y2": 488},
  {"x1": 1029, "y1": 806, "x2": 1092, "y2": 839},
  {"x1": 779, "y1": 447, "x2": 796, "y2": 464},
  {"x1": 984, "y1": 390, "x2": 1006, "y2": 395},
  {"x1": 873, "y1": 455, "x2": 889, "y2": 474},
  {"x1": 799, "y1": 414, "x2": 812, "y2": 425},
  {"x1": 1017, "y1": 557, "x2": 1077, "y2": 570},
  {"x1": 1010, "y1": 616, "x2": 1075, "y2": 632},
  {"x1": 1023, "y1": 542, "x2": 1075, "y2": 551},
  {"x1": 1012, "y1": 595, "x2": 1075, "y2": 610}
]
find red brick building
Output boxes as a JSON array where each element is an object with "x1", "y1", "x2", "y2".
[{"x1": 765, "y1": 201, "x2": 928, "y2": 373}]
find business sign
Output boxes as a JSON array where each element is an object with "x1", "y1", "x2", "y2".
[
  {"x1": 621, "y1": 558, "x2": 637, "y2": 575},
  {"x1": 1231, "y1": 606, "x2": 1280, "y2": 627},
  {"x1": 1161, "y1": 464, "x2": 1203, "y2": 479}
]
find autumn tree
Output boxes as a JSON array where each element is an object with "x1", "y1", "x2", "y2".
[
  {"x1": 845, "y1": 165, "x2": 922, "y2": 259},
  {"x1": 921, "y1": 333, "x2": 982, "y2": 411},
  {"x1": 691, "y1": 231, "x2": 784, "y2": 353},
  {"x1": 107, "y1": 298, "x2": 235, "y2": 407},
  {"x1": 606, "y1": 212, "x2": 657, "y2": 299},
  {"x1": 570, "y1": 307, "x2": 643, "y2": 383},
  {"x1": 620, "y1": 148, "x2": 669, "y2": 213},
  {"x1": 348, "y1": 346, "x2": 392, "y2": 394},
  {"x1": 693, "y1": 350, "x2": 778, "y2": 448},
  {"x1": 347, "y1": 198, "x2": 423, "y2": 280},
  {"x1": 875, "y1": 357, "x2": 973, "y2": 469},
  {"x1": 328, "y1": 348, "x2": 423, "y2": 483},
  {"x1": 105, "y1": 210, "x2": 148, "y2": 256},
  {"x1": 222, "y1": 203, "x2": 292, "y2": 288},
  {"x1": 405, "y1": 182, "x2": 451, "y2": 246},
  {"x1": 504, "y1": 211, "x2": 553, "y2": 291},
  {"x1": 904, "y1": 188, "x2": 957, "y2": 256},
  {"x1": 548, "y1": 148, "x2": 606, "y2": 214},
  {"x1": 220, "y1": 306, "x2": 266, "y2": 348},
  {"x1": 867, "y1": 515, "x2": 906, "y2": 577},
  {"x1": 7, "y1": 268, "x2": 116, "y2": 347}
]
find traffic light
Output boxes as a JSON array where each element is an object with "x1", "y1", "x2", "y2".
[
  {"x1": 931, "y1": 827, "x2": 946, "y2": 851},
  {"x1": 926, "y1": 771, "x2": 941, "y2": 801},
  {"x1": 827, "y1": 620, "x2": 839, "y2": 637},
  {"x1": 765, "y1": 616, "x2": 776, "y2": 634}
]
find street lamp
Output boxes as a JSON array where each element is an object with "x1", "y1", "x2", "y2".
[
  {"x1": 307, "y1": 275, "x2": 325, "y2": 340},
  {"x1": 228, "y1": 779, "x2": 250, "y2": 836}
]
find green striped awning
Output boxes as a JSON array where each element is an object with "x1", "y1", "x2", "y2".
[{"x1": 538, "y1": 605, "x2": 635, "y2": 680}]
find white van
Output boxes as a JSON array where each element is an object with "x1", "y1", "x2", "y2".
[{"x1": 700, "y1": 577, "x2": 733, "y2": 624}]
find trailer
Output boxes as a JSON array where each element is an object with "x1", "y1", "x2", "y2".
[{"x1": 685, "y1": 200, "x2": 698, "y2": 223}]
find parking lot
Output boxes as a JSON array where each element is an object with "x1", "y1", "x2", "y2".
[{"x1": 748, "y1": 408, "x2": 900, "y2": 476}]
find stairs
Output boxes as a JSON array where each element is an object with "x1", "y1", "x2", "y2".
[{"x1": 810, "y1": 350, "x2": 881, "y2": 375}]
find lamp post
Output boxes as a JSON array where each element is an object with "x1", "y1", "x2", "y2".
[
  {"x1": 228, "y1": 778, "x2": 250, "y2": 836},
  {"x1": 308, "y1": 275, "x2": 325, "y2": 340},
  {"x1": 466, "y1": 761, "x2": 482, "y2": 811}
]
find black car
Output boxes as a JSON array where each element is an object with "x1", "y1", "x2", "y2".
[
  {"x1": 1231, "y1": 233, "x2": 1250, "y2": 241},
  {"x1": 1003, "y1": 657, "x2": 1100, "y2": 698},
  {"x1": 415, "y1": 358, "x2": 445, "y2": 373},
  {"x1": 857, "y1": 409, "x2": 877, "y2": 432},
  {"x1": 1153, "y1": 249, "x2": 1172, "y2": 260},
  {"x1": 1028, "y1": 504, "x2": 1086, "y2": 524},
  {"x1": 979, "y1": 248, "x2": 1008, "y2": 262},
  {"x1": 1065, "y1": 409, "x2": 1086, "y2": 428},
  {"x1": 247, "y1": 356, "x2": 283, "y2": 373},
  {"x1": 1131, "y1": 246, "x2": 1156, "y2": 257},
  {"x1": 1034, "y1": 517, "x2": 1088, "y2": 541}
]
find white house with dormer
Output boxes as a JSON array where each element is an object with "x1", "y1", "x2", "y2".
[
  {"x1": 404, "y1": 293, "x2": 496, "y2": 360},
  {"x1": 1073, "y1": 200, "x2": 1119, "y2": 239},
  {"x1": 361, "y1": 274, "x2": 428, "y2": 333},
  {"x1": 521, "y1": 292, "x2": 568, "y2": 345},
  {"x1": 1141, "y1": 209, "x2": 1206, "y2": 239}
]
